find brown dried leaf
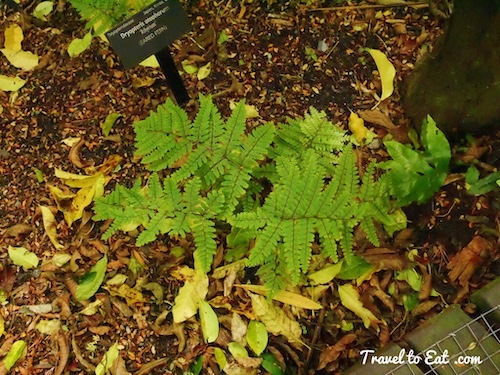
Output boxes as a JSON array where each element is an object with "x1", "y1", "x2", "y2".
[
  {"x1": 3, "y1": 223, "x2": 33, "y2": 237},
  {"x1": 358, "y1": 109, "x2": 409, "y2": 143},
  {"x1": 418, "y1": 264, "x2": 433, "y2": 301},
  {"x1": 447, "y1": 236, "x2": 492, "y2": 286},
  {"x1": 68, "y1": 138, "x2": 91, "y2": 168},
  {"x1": 412, "y1": 300, "x2": 439, "y2": 316},
  {"x1": 369, "y1": 276, "x2": 395, "y2": 312},
  {"x1": 362, "y1": 248, "x2": 408, "y2": 271},
  {"x1": 393, "y1": 228, "x2": 416, "y2": 248},
  {"x1": 317, "y1": 334, "x2": 357, "y2": 370}
]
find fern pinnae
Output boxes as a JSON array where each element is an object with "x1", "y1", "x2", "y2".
[
  {"x1": 191, "y1": 95, "x2": 223, "y2": 145},
  {"x1": 221, "y1": 100, "x2": 248, "y2": 155}
]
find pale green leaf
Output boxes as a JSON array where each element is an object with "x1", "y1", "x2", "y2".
[
  {"x1": 68, "y1": 32, "x2": 92, "y2": 57},
  {"x1": 106, "y1": 274, "x2": 128, "y2": 285},
  {"x1": 4, "y1": 340, "x2": 26, "y2": 371},
  {"x1": 249, "y1": 293, "x2": 302, "y2": 344},
  {"x1": 101, "y1": 113, "x2": 121, "y2": 136},
  {"x1": 76, "y1": 255, "x2": 108, "y2": 301},
  {"x1": 142, "y1": 282, "x2": 164, "y2": 304},
  {"x1": 8, "y1": 246, "x2": 39, "y2": 270},
  {"x1": 182, "y1": 60, "x2": 198, "y2": 74},
  {"x1": 36, "y1": 319, "x2": 61, "y2": 335},
  {"x1": 337, "y1": 257, "x2": 373, "y2": 280},
  {"x1": 1, "y1": 49, "x2": 39, "y2": 70},
  {"x1": 172, "y1": 268, "x2": 208, "y2": 323},
  {"x1": 32, "y1": 167, "x2": 44, "y2": 183},
  {"x1": 51, "y1": 253, "x2": 72, "y2": 267},
  {"x1": 197, "y1": 62, "x2": 211, "y2": 80},
  {"x1": 199, "y1": 299, "x2": 219, "y2": 343},
  {"x1": 308, "y1": 263, "x2": 343, "y2": 285},
  {"x1": 247, "y1": 320, "x2": 268, "y2": 356},
  {"x1": 228, "y1": 342, "x2": 248, "y2": 358},
  {"x1": 338, "y1": 284, "x2": 381, "y2": 328},
  {"x1": 235, "y1": 284, "x2": 322, "y2": 310},
  {"x1": 366, "y1": 48, "x2": 396, "y2": 103},
  {"x1": 95, "y1": 342, "x2": 119, "y2": 375},
  {"x1": 214, "y1": 347, "x2": 227, "y2": 370},
  {"x1": 0, "y1": 74, "x2": 26, "y2": 91},
  {"x1": 33, "y1": 1, "x2": 54, "y2": 21}
]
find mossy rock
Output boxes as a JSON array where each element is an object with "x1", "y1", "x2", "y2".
[{"x1": 404, "y1": 0, "x2": 500, "y2": 137}]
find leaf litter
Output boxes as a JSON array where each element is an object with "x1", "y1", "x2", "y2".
[{"x1": 0, "y1": 1, "x2": 498, "y2": 374}]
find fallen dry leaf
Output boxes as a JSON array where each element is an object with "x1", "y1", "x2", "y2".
[
  {"x1": 362, "y1": 248, "x2": 408, "y2": 271},
  {"x1": 412, "y1": 300, "x2": 439, "y2": 316},
  {"x1": 447, "y1": 236, "x2": 492, "y2": 286},
  {"x1": 317, "y1": 333, "x2": 357, "y2": 370},
  {"x1": 358, "y1": 109, "x2": 409, "y2": 143},
  {"x1": 3, "y1": 223, "x2": 33, "y2": 238}
]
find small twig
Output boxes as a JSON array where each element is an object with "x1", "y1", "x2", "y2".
[
  {"x1": 308, "y1": 1, "x2": 429, "y2": 11},
  {"x1": 306, "y1": 293, "x2": 328, "y2": 364}
]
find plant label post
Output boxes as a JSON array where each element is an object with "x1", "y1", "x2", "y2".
[{"x1": 106, "y1": 0, "x2": 191, "y2": 105}]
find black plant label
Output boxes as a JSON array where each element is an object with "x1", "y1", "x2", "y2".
[{"x1": 106, "y1": 0, "x2": 191, "y2": 69}]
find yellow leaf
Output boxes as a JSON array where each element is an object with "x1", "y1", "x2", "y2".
[
  {"x1": 197, "y1": 62, "x2": 212, "y2": 80},
  {"x1": 139, "y1": 55, "x2": 159, "y2": 67},
  {"x1": 107, "y1": 284, "x2": 145, "y2": 305},
  {"x1": 338, "y1": 284, "x2": 381, "y2": 328},
  {"x1": 172, "y1": 269, "x2": 208, "y2": 323},
  {"x1": 39, "y1": 205, "x2": 64, "y2": 250},
  {"x1": 0, "y1": 75, "x2": 26, "y2": 91},
  {"x1": 54, "y1": 168, "x2": 103, "y2": 188},
  {"x1": 249, "y1": 292, "x2": 302, "y2": 345},
  {"x1": 4, "y1": 24, "x2": 23, "y2": 51},
  {"x1": 0, "y1": 49, "x2": 39, "y2": 71},
  {"x1": 235, "y1": 284, "x2": 322, "y2": 310},
  {"x1": 348, "y1": 112, "x2": 367, "y2": 143},
  {"x1": 0, "y1": 315, "x2": 4, "y2": 337},
  {"x1": 308, "y1": 263, "x2": 343, "y2": 285},
  {"x1": 65, "y1": 185, "x2": 95, "y2": 226},
  {"x1": 366, "y1": 48, "x2": 396, "y2": 103}
]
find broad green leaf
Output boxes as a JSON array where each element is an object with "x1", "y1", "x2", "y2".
[
  {"x1": 421, "y1": 115, "x2": 450, "y2": 174},
  {"x1": 228, "y1": 342, "x2": 248, "y2": 358},
  {"x1": 172, "y1": 268, "x2": 208, "y2": 323},
  {"x1": 337, "y1": 257, "x2": 373, "y2": 280},
  {"x1": 76, "y1": 255, "x2": 108, "y2": 301},
  {"x1": 33, "y1": 1, "x2": 54, "y2": 21},
  {"x1": 4, "y1": 340, "x2": 26, "y2": 371},
  {"x1": 247, "y1": 320, "x2": 268, "y2": 356},
  {"x1": 197, "y1": 62, "x2": 211, "y2": 80},
  {"x1": 465, "y1": 165, "x2": 480, "y2": 184},
  {"x1": 261, "y1": 353, "x2": 284, "y2": 375},
  {"x1": 338, "y1": 284, "x2": 381, "y2": 328},
  {"x1": 68, "y1": 32, "x2": 92, "y2": 57},
  {"x1": 467, "y1": 171, "x2": 500, "y2": 196},
  {"x1": 36, "y1": 319, "x2": 61, "y2": 335},
  {"x1": 8, "y1": 246, "x2": 39, "y2": 270},
  {"x1": 199, "y1": 300, "x2": 219, "y2": 343},
  {"x1": 40, "y1": 205, "x2": 64, "y2": 250},
  {"x1": 366, "y1": 48, "x2": 395, "y2": 103},
  {"x1": 0, "y1": 74, "x2": 26, "y2": 91},
  {"x1": 95, "y1": 342, "x2": 119, "y2": 375},
  {"x1": 403, "y1": 292, "x2": 419, "y2": 312},
  {"x1": 214, "y1": 347, "x2": 227, "y2": 370},
  {"x1": 101, "y1": 113, "x2": 121, "y2": 136},
  {"x1": 308, "y1": 263, "x2": 343, "y2": 285}
]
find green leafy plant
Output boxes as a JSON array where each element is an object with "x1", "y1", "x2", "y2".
[
  {"x1": 379, "y1": 115, "x2": 450, "y2": 206},
  {"x1": 465, "y1": 165, "x2": 500, "y2": 196},
  {"x1": 93, "y1": 95, "x2": 402, "y2": 295},
  {"x1": 69, "y1": 0, "x2": 153, "y2": 36}
]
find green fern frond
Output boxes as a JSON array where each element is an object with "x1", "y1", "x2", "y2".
[{"x1": 69, "y1": 0, "x2": 129, "y2": 35}]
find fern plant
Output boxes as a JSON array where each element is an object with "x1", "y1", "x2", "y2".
[
  {"x1": 69, "y1": 0, "x2": 154, "y2": 36},
  {"x1": 93, "y1": 95, "x2": 402, "y2": 295}
]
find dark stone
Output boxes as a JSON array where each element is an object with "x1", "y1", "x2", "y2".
[{"x1": 404, "y1": 0, "x2": 500, "y2": 137}]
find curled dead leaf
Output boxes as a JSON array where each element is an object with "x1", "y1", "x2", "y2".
[
  {"x1": 362, "y1": 248, "x2": 408, "y2": 271},
  {"x1": 68, "y1": 138, "x2": 91, "y2": 168},
  {"x1": 412, "y1": 300, "x2": 439, "y2": 316},
  {"x1": 3, "y1": 223, "x2": 33, "y2": 238},
  {"x1": 357, "y1": 110, "x2": 409, "y2": 143},
  {"x1": 317, "y1": 333, "x2": 357, "y2": 370},
  {"x1": 447, "y1": 236, "x2": 492, "y2": 286}
]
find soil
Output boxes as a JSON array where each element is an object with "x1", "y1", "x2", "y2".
[{"x1": 0, "y1": 1, "x2": 499, "y2": 374}]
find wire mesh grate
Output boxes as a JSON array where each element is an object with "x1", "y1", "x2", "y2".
[{"x1": 388, "y1": 305, "x2": 500, "y2": 375}]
